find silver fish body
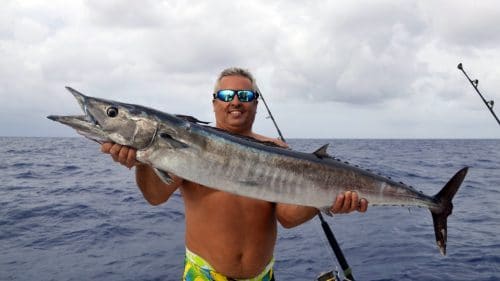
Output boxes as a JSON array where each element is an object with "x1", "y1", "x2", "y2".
[
  {"x1": 48, "y1": 87, "x2": 468, "y2": 255},
  {"x1": 141, "y1": 122, "x2": 438, "y2": 210}
]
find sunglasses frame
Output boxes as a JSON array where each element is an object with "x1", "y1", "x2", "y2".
[{"x1": 213, "y1": 89, "x2": 260, "y2": 102}]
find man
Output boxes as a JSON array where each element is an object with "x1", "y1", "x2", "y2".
[{"x1": 101, "y1": 68, "x2": 368, "y2": 280}]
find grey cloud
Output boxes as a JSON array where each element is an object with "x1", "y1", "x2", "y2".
[
  {"x1": 85, "y1": 0, "x2": 165, "y2": 28},
  {"x1": 266, "y1": 2, "x2": 428, "y2": 105},
  {"x1": 418, "y1": 1, "x2": 500, "y2": 49},
  {"x1": 80, "y1": 1, "x2": 281, "y2": 76}
]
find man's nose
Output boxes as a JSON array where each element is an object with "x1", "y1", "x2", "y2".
[{"x1": 229, "y1": 94, "x2": 242, "y2": 105}]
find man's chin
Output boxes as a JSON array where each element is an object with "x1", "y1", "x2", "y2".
[
  {"x1": 223, "y1": 119, "x2": 251, "y2": 130},
  {"x1": 226, "y1": 114, "x2": 246, "y2": 123},
  {"x1": 226, "y1": 120, "x2": 246, "y2": 128}
]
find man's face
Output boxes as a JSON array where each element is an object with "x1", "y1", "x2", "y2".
[{"x1": 213, "y1": 75, "x2": 258, "y2": 134}]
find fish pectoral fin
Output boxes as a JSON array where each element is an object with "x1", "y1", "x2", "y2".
[
  {"x1": 313, "y1": 144, "x2": 331, "y2": 159},
  {"x1": 153, "y1": 168, "x2": 175, "y2": 185},
  {"x1": 159, "y1": 132, "x2": 188, "y2": 149}
]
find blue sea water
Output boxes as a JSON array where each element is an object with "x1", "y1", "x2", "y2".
[{"x1": 0, "y1": 137, "x2": 499, "y2": 281}]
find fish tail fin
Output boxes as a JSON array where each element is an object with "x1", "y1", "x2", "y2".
[{"x1": 430, "y1": 167, "x2": 468, "y2": 255}]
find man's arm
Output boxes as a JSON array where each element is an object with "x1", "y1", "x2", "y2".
[
  {"x1": 276, "y1": 191, "x2": 368, "y2": 228},
  {"x1": 135, "y1": 163, "x2": 183, "y2": 205},
  {"x1": 101, "y1": 142, "x2": 183, "y2": 206}
]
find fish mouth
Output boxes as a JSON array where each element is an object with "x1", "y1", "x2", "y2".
[
  {"x1": 66, "y1": 86, "x2": 100, "y2": 127},
  {"x1": 47, "y1": 87, "x2": 107, "y2": 142}
]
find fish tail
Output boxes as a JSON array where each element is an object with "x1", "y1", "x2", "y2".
[{"x1": 430, "y1": 167, "x2": 468, "y2": 255}]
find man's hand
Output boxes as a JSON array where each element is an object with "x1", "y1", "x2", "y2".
[
  {"x1": 330, "y1": 191, "x2": 368, "y2": 214},
  {"x1": 101, "y1": 142, "x2": 137, "y2": 169}
]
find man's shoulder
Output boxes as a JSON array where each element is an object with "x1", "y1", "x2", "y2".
[{"x1": 250, "y1": 133, "x2": 289, "y2": 148}]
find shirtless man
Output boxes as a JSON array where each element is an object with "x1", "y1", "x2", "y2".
[{"x1": 101, "y1": 68, "x2": 368, "y2": 280}]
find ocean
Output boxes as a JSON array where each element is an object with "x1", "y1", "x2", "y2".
[{"x1": 1, "y1": 137, "x2": 499, "y2": 281}]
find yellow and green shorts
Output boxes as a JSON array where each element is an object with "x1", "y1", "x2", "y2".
[{"x1": 183, "y1": 248, "x2": 275, "y2": 281}]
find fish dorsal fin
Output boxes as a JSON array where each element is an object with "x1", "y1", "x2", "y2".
[
  {"x1": 175, "y1": 114, "x2": 210, "y2": 124},
  {"x1": 313, "y1": 144, "x2": 330, "y2": 159}
]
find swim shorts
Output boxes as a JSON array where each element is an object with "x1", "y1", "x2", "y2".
[{"x1": 183, "y1": 248, "x2": 275, "y2": 281}]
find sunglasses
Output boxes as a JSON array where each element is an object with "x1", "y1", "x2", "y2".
[{"x1": 213, "y1": 89, "x2": 259, "y2": 102}]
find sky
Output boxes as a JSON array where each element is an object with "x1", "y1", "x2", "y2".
[{"x1": 1, "y1": 0, "x2": 500, "y2": 138}]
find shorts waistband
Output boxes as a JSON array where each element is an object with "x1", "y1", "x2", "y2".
[{"x1": 185, "y1": 248, "x2": 274, "y2": 281}]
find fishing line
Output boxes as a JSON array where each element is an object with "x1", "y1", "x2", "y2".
[{"x1": 256, "y1": 85, "x2": 355, "y2": 281}]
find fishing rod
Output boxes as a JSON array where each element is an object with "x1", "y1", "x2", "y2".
[
  {"x1": 457, "y1": 63, "x2": 500, "y2": 126},
  {"x1": 256, "y1": 85, "x2": 355, "y2": 281},
  {"x1": 256, "y1": 85, "x2": 286, "y2": 142}
]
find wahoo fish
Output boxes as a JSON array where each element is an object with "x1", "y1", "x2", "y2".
[{"x1": 48, "y1": 87, "x2": 468, "y2": 255}]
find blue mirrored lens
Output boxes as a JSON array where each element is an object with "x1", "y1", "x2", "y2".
[
  {"x1": 237, "y1": 90, "x2": 255, "y2": 102},
  {"x1": 217, "y1": 90, "x2": 235, "y2": 102}
]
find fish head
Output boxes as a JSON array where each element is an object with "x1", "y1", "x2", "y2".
[{"x1": 48, "y1": 87, "x2": 158, "y2": 150}]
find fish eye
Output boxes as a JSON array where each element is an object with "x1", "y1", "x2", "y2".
[{"x1": 106, "y1": 107, "x2": 119, "y2": 118}]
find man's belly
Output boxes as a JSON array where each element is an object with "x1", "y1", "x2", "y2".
[{"x1": 182, "y1": 185, "x2": 277, "y2": 278}]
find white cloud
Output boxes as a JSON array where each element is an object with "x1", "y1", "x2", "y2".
[{"x1": 1, "y1": 0, "x2": 499, "y2": 138}]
